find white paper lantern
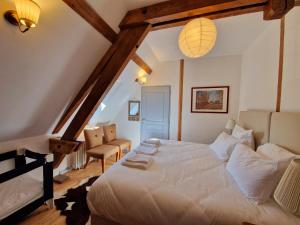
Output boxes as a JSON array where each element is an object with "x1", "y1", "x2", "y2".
[{"x1": 178, "y1": 18, "x2": 217, "y2": 58}]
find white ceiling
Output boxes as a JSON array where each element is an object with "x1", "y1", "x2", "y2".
[{"x1": 145, "y1": 12, "x2": 273, "y2": 62}]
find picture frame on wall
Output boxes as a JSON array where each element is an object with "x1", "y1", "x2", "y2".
[{"x1": 191, "y1": 86, "x2": 229, "y2": 113}]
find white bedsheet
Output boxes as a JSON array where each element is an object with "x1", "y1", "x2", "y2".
[
  {"x1": 0, "y1": 174, "x2": 43, "y2": 220},
  {"x1": 87, "y1": 140, "x2": 300, "y2": 225}
]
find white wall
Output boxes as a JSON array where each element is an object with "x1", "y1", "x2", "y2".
[
  {"x1": 147, "y1": 55, "x2": 242, "y2": 144},
  {"x1": 239, "y1": 20, "x2": 280, "y2": 111},
  {"x1": 281, "y1": 7, "x2": 300, "y2": 112},
  {"x1": 182, "y1": 56, "x2": 242, "y2": 144}
]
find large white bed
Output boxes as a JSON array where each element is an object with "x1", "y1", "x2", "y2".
[{"x1": 87, "y1": 111, "x2": 300, "y2": 225}]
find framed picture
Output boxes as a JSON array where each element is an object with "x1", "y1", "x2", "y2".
[{"x1": 191, "y1": 86, "x2": 229, "y2": 113}]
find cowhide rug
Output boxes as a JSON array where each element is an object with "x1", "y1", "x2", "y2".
[{"x1": 54, "y1": 176, "x2": 99, "y2": 225}]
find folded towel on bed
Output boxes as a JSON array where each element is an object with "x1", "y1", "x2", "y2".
[
  {"x1": 143, "y1": 138, "x2": 161, "y2": 147},
  {"x1": 134, "y1": 145, "x2": 158, "y2": 155},
  {"x1": 126, "y1": 154, "x2": 153, "y2": 164},
  {"x1": 141, "y1": 142, "x2": 159, "y2": 148},
  {"x1": 122, "y1": 159, "x2": 153, "y2": 170}
]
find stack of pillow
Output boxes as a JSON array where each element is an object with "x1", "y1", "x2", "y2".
[
  {"x1": 210, "y1": 125, "x2": 254, "y2": 162},
  {"x1": 210, "y1": 125, "x2": 297, "y2": 204}
]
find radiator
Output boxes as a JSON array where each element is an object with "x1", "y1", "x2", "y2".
[{"x1": 73, "y1": 143, "x2": 86, "y2": 169}]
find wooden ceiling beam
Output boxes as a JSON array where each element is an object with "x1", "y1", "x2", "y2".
[
  {"x1": 264, "y1": 0, "x2": 295, "y2": 20},
  {"x1": 132, "y1": 54, "x2": 152, "y2": 74},
  {"x1": 62, "y1": 25, "x2": 151, "y2": 140},
  {"x1": 62, "y1": 0, "x2": 151, "y2": 72},
  {"x1": 152, "y1": 3, "x2": 265, "y2": 31},
  {"x1": 120, "y1": 0, "x2": 268, "y2": 29},
  {"x1": 295, "y1": 0, "x2": 300, "y2": 6},
  {"x1": 53, "y1": 0, "x2": 152, "y2": 134},
  {"x1": 63, "y1": 0, "x2": 118, "y2": 42}
]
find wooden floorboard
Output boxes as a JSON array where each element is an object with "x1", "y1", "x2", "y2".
[{"x1": 19, "y1": 157, "x2": 117, "y2": 225}]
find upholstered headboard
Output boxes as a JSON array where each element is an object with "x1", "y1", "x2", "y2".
[
  {"x1": 270, "y1": 112, "x2": 300, "y2": 154},
  {"x1": 238, "y1": 111, "x2": 272, "y2": 147}
]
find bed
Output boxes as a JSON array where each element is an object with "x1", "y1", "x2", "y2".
[
  {"x1": 87, "y1": 111, "x2": 300, "y2": 225},
  {"x1": 0, "y1": 149, "x2": 53, "y2": 225}
]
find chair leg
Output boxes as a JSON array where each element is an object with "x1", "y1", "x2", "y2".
[
  {"x1": 83, "y1": 155, "x2": 90, "y2": 169},
  {"x1": 119, "y1": 149, "x2": 122, "y2": 160},
  {"x1": 101, "y1": 158, "x2": 105, "y2": 173},
  {"x1": 115, "y1": 152, "x2": 119, "y2": 162}
]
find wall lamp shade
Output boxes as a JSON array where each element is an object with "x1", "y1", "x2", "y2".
[
  {"x1": 274, "y1": 159, "x2": 300, "y2": 216},
  {"x1": 178, "y1": 18, "x2": 217, "y2": 58},
  {"x1": 4, "y1": 0, "x2": 40, "y2": 33}
]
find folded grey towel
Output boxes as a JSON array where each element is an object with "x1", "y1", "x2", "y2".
[
  {"x1": 143, "y1": 138, "x2": 161, "y2": 147},
  {"x1": 126, "y1": 154, "x2": 153, "y2": 164},
  {"x1": 134, "y1": 145, "x2": 158, "y2": 155},
  {"x1": 122, "y1": 159, "x2": 153, "y2": 170}
]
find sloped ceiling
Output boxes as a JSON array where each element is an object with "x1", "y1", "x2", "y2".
[
  {"x1": 145, "y1": 12, "x2": 272, "y2": 61},
  {"x1": 0, "y1": 0, "x2": 128, "y2": 142},
  {"x1": 0, "y1": 0, "x2": 163, "y2": 142}
]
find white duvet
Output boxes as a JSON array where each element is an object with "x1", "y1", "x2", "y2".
[{"x1": 87, "y1": 140, "x2": 300, "y2": 225}]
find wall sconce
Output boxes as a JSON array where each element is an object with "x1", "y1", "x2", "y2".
[
  {"x1": 4, "y1": 0, "x2": 41, "y2": 33},
  {"x1": 135, "y1": 70, "x2": 149, "y2": 85}
]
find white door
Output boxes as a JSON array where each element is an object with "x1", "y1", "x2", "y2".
[{"x1": 141, "y1": 86, "x2": 170, "y2": 141}]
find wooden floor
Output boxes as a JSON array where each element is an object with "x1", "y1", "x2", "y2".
[{"x1": 19, "y1": 157, "x2": 117, "y2": 225}]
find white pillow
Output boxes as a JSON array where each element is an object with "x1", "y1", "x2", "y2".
[
  {"x1": 227, "y1": 144, "x2": 280, "y2": 204},
  {"x1": 210, "y1": 132, "x2": 241, "y2": 162},
  {"x1": 257, "y1": 143, "x2": 296, "y2": 176},
  {"x1": 232, "y1": 125, "x2": 255, "y2": 149}
]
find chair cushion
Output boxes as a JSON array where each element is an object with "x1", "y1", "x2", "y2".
[
  {"x1": 87, "y1": 145, "x2": 119, "y2": 159},
  {"x1": 108, "y1": 139, "x2": 131, "y2": 150},
  {"x1": 103, "y1": 124, "x2": 116, "y2": 143},
  {"x1": 84, "y1": 127, "x2": 104, "y2": 149}
]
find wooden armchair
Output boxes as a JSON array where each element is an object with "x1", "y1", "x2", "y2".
[
  {"x1": 83, "y1": 127, "x2": 119, "y2": 173},
  {"x1": 103, "y1": 124, "x2": 131, "y2": 159}
]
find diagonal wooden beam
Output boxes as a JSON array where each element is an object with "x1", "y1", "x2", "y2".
[
  {"x1": 52, "y1": 0, "x2": 152, "y2": 134},
  {"x1": 63, "y1": 0, "x2": 118, "y2": 42},
  {"x1": 120, "y1": 0, "x2": 268, "y2": 28},
  {"x1": 264, "y1": 0, "x2": 295, "y2": 20},
  {"x1": 132, "y1": 54, "x2": 152, "y2": 74},
  {"x1": 62, "y1": 24, "x2": 151, "y2": 140}
]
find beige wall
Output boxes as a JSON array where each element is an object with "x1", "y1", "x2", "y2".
[
  {"x1": 147, "y1": 55, "x2": 242, "y2": 144},
  {"x1": 239, "y1": 7, "x2": 300, "y2": 113},
  {"x1": 239, "y1": 20, "x2": 280, "y2": 111},
  {"x1": 281, "y1": 7, "x2": 300, "y2": 112},
  {"x1": 182, "y1": 56, "x2": 242, "y2": 144}
]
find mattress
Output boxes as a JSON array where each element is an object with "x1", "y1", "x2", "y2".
[
  {"x1": 87, "y1": 140, "x2": 300, "y2": 225},
  {"x1": 0, "y1": 173, "x2": 43, "y2": 220}
]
